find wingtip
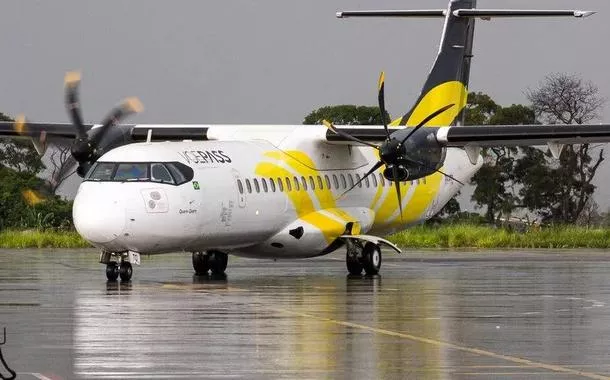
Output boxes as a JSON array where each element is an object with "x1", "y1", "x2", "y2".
[{"x1": 575, "y1": 10, "x2": 596, "y2": 18}]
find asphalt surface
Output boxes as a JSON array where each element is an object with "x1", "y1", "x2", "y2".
[{"x1": 2, "y1": 248, "x2": 610, "y2": 379}]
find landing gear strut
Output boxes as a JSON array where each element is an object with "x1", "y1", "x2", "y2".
[
  {"x1": 101, "y1": 251, "x2": 136, "y2": 282},
  {"x1": 192, "y1": 251, "x2": 228, "y2": 276},
  {"x1": 345, "y1": 240, "x2": 382, "y2": 276}
]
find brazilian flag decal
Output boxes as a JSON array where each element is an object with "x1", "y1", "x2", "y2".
[{"x1": 192, "y1": 181, "x2": 200, "y2": 190}]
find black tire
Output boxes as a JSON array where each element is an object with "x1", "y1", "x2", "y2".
[
  {"x1": 192, "y1": 252, "x2": 210, "y2": 275},
  {"x1": 346, "y1": 252, "x2": 363, "y2": 276},
  {"x1": 208, "y1": 251, "x2": 228, "y2": 275},
  {"x1": 119, "y1": 262, "x2": 133, "y2": 282},
  {"x1": 361, "y1": 243, "x2": 381, "y2": 276},
  {"x1": 106, "y1": 263, "x2": 119, "y2": 281}
]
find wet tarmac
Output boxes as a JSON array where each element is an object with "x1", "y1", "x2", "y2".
[{"x1": 2, "y1": 249, "x2": 610, "y2": 379}]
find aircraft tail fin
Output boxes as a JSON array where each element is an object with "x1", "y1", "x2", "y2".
[{"x1": 337, "y1": 0, "x2": 594, "y2": 128}]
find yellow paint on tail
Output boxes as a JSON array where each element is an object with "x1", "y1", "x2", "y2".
[{"x1": 390, "y1": 81, "x2": 467, "y2": 127}]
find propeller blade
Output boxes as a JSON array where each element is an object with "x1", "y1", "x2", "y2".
[
  {"x1": 93, "y1": 97, "x2": 143, "y2": 145},
  {"x1": 377, "y1": 71, "x2": 390, "y2": 140},
  {"x1": 400, "y1": 103, "x2": 455, "y2": 147},
  {"x1": 392, "y1": 166, "x2": 404, "y2": 222},
  {"x1": 434, "y1": 168, "x2": 465, "y2": 186},
  {"x1": 322, "y1": 120, "x2": 380, "y2": 149},
  {"x1": 338, "y1": 160, "x2": 384, "y2": 198},
  {"x1": 64, "y1": 71, "x2": 87, "y2": 139},
  {"x1": 401, "y1": 154, "x2": 465, "y2": 186},
  {"x1": 13, "y1": 114, "x2": 26, "y2": 135}
]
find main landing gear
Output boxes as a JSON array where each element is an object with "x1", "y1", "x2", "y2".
[
  {"x1": 192, "y1": 250, "x2": 229, "y2": 276},
  {"x1": 100, "y1": 251, "x2": 137, "y2": 282},
  {"x1": 346, "y1": 240, "x2": 382, "y2": 276}
]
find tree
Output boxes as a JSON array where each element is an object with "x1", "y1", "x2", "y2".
[
  {"x1": 519, "y1": 73, "x2": 606, "y2": 224},
  {"x1": 303, "y1": 105, "x2": 390, "y2": 125},
  {"x1": 465, "y1": 93, "x2": 536, "y2": 223}
]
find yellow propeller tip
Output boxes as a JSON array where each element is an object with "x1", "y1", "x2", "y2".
[
  {"x1": 322, "y1": 120, "x2": 332, "y2": 128},
  {"x1": 14, "y1": 114, "x2": 26, "y2": 134},
  {"x1": 64, "y1": 71, "x2": 81, "y2": 86},
  {"x1": 124, "y1": 97, "x2": 144, "y2": 113},
  {"x1": 378, "y1": 71, "x2": 385, "y2": 91}
]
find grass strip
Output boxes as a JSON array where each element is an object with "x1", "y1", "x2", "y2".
[
  {"x1": 389, "y1": 224, "x2": 610, "y2": 249},
  {"x1": 1, "y1": 225, "x2": 609, "y2": 249},
  {"x1": 0, "y1": 230, "x2": 90, "y2": 248}
]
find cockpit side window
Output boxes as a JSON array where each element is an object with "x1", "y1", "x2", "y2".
[
  {"x1": 151, "y1": 163, "x2": 175, "y2": 184},
  {"x1": 114, "y1": 163, "x2": 149, "y2": 181},
  {"x1": 166, "y1": 162, "x2": 194, "y2": 185},
  {"x1": 88, "y1": 162, "x2": 116, "y2": 181}
]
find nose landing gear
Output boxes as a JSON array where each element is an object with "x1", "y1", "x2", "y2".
[{"x1": 101, "y1": 251, "x2": 136, "y2": 282}]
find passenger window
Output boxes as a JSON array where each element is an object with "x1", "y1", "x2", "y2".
[
  {"x1": 277, "y1": 177, "x2": 284, "y2": 192},
  {"x1": 347, "y1": 174, "x2": 354, "y2": 188},
  {"x1": 340, "y1": 174, "x2": 347, "y2": 189},
  {"x1": 114, "y1": 163, "x2": 148, "y2": 181},
  {"x1": 262, "y1": 178, "x2": 268, "y2": 192},
  {"x1": 379, "y1": 173, "x2": 385, "y2": 187},
  {"x1": 293, "y1": 176, "x2": 300, "y2": 191},
  {"x1": 285, "y1": 177, "x2": 292, "y2": 191},
  {"x1": 325, "y1": 175, "x2": 331, "y2": 189},
  {"x1": 332, "y1": 174, "x2": 339, "y2": 189},
  {"x1": 309, "y1": 176, "x2": 315, "y2": 190},
  {"x1": 317, "y1": 176, "x2": 323, "y2": 189},
  {"x1": 246, "y1": 179, "x2": 252, "y2": 193},
  {"x1": 372, "y1": 174, "x2": 378, "y2": 188},
  {"x1": 364, "y1": 174, "x2": 370, "y2": 188},
  {"x1": 151, "y1": 163, "x2": 175, "y2": 184},
  {"x1": 88, "y1": 162, "x2": 116, "y2": 181},
  {"x1": 254, "y1": 178, "x2": 260, "y2": 193},
  {"x1": 355, "y1": 174, "x2": 362, "y2": 188},
  {"x1": 301, "y1": 176, "x2": 308, "y2": 191},
  {"x1": 237, "y1": 179, "x2": 244, "y2": 194},
  {"x1": 269, "y1": 178, "x2": 276, "y2": 192}
]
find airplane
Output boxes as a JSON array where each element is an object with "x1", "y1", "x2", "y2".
[{"x1": 2, "y1": 0, "x2": 610, "y2": 282}]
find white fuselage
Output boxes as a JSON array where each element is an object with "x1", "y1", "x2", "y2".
[{"x1": 73, "y1": 124, "x2": 481, "y2": 258}]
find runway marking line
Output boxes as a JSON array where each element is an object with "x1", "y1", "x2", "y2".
[{"x1": 272, "y1": 308, "x2": 610, "y2": 380}]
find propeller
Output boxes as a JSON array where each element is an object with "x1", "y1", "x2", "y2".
[
  {"x1": 324, "y1": 72, "x2": 463, "y2": 219},
  {"x1": 64, "y1": 71, "x2": 143, "y2": 176}
]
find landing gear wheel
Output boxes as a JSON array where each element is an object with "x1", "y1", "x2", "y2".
[
  {"x1": 208, "y1": 251, "x2": 228, "y2": 275},
  {"x1": 361, "y1": 243, "x2": 381, "y2": 276},
  {"x1": 106, "y1": 262, "x2": 119, "y2": 281},
  {"x1": 192, "y1": 251, "x2": 210, "y2": 275},
  {"x1": 345, "y1": 240, "x2": 363, "y2": 275},
  {"x1": 119, "y1": 262, "x2": 133, "y2": 282}
]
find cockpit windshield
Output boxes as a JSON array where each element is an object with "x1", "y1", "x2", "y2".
[{"x1": 85, "y1": 162, "x2": 194, "y2": 185}]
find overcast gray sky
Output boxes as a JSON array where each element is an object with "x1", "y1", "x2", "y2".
[{"x1": 1, "y1": 0, "x2": 609, "y2": 209}]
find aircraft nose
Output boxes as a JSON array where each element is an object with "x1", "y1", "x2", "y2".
[{"x1": 73, "y1": 185, "x2": 126, "y2": 244}]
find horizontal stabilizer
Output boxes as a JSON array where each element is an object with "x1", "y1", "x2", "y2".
[
  {"x1": 337, "y1": 9, "x2": 595, "y2": 19},
  {"x1": 337, "y1": 10, "x2": 446, "y2": 18},
  {"x1": 452, "y1": 9, "x2": 595, "y2": 18}
]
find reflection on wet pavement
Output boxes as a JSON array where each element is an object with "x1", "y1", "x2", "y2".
[{"x1": 1, "y1": 249, "x2": 610, "y2": 379}]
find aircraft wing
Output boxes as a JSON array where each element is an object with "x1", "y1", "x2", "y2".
[
  {"x1": 328, "y1": 124, "x2": 610, "y2": 146},
  {"x1": 0, "y1": 121, "x2": 83, "y2": 140},
  {"x1": 436, "y1": 124, "x2": 610, "y2": 147}
]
